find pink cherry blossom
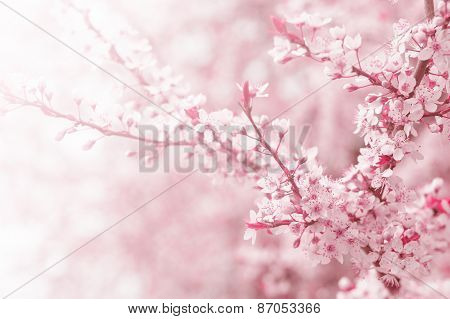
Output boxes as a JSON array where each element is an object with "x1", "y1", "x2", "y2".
[
  {"x1": 0, "y1": 0, "x2": 449, "y2": 300},
  {"x1": 418, "y1": 29, "x2": 450, "y2": 69},
  {"x1": 397, "y1": 72, "x2": 416, "y2": 96},
  {"x1": 343, "y1": 34, "x2": 362, "y2": 51}
]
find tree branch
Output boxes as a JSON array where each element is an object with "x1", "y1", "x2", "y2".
[
  {"x1": 242, "y1": 108, "x2": 302, "y2": 200},
  {"x1": 414, "y1": 0, "x2": 436, "y2": 86},
  {"x1": 424, "y1": 0, "x2": 436, "y2": 20}
]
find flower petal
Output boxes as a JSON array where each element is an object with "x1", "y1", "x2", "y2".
[
  {"x1": 424, "y1": 102, "x2": 437, "y2": 112},
  {"x1": 393, "y1": 148, "x2": 404, "y2": 161},
  {"x1": 418, "y1": 47, "x2": 434, "y2": 61}
]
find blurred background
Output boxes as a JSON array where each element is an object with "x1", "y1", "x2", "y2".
[{"x1": 0, "y1": 0, "x2": 448, "y2": 298}]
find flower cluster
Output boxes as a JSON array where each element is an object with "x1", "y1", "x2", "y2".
[
  {"x1": 0, "y1": 0, "x2": 449, "y2": 299},
  {"x1": 0, "y1": 3, "x2": 284, "y2": 178},
  {"x1": 244, "y1": 0, "x2": 450, "y2": 297}
]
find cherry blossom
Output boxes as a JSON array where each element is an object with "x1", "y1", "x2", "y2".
[
  {"x1": 418, "y1": 29, "x2": 450, "y2": 68},
  {"x1": 397, "y1": 72, "x2": 416, "y2": 96},
  {"x1": 343, "y1": 34, "x2": 362, "y2": 51},
  {"x1": 242, "y1": 0, "x2": 450, "y2": 297},
  {"x1": 1, "y1": 0, "x2": 449, "y2": 299}
]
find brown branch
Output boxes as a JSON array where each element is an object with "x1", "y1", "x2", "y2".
[
  {"x1": 424, "y1": 0, "x2": 436, "y2": 20},
  {"x1": 351, "y1": 66, "x2": 398, "y2": 92},
  {"x1": 242, "y1": 108, "x2": 302, "y2": 199},
  {"x1": 13, "y1": 97, "x2": 189, "y2": 146},
  {"x1": 413, "y1": 0, "x2": 436, "y2": 87}
]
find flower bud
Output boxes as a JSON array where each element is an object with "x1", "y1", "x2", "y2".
[
  {"x1": 55, "y1": 129, "x2": 67, "y2": 142},
  {"x1": 343, "y1": 83, "x2": 358, "y2": 92},
  {"x1": 271, "y1": 16, "x2": 286, "y2": 34},
  {"x1": 293, "y1": 237, "x2": 301, "y2": 248},
  {"x1": 82, "y1": 139, "x2": 96, "y2": 151},
  {"x1": 365, "y1": 94, "x2": 379, "y2": 103},
  {"x1": 380, "y1": 96, "x2": 389, "y2": 103}
]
